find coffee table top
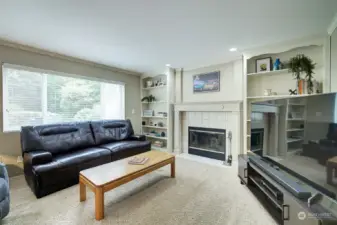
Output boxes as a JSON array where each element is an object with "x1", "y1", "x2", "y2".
[{"x1": 80, "y1": 150, "x2": 174, "y2": 186}]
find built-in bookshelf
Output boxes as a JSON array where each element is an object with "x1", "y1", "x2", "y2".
[
  {"x1": 140, "y1": 74, "x2": 171, "y2": 151},
  {"x1": 243, "y1": 37, "x2": 325, "y2": 156}
]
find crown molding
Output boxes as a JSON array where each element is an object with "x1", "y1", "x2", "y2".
[
  {"x1": 242, "y1": 34, "x2": 324, "y2": 59},
  {"x1": 0, "y1": 38, "x2": 142, "y2": 76},
  {"x1": 328, "y1": 13, "x2": 337, "y2": 35}
]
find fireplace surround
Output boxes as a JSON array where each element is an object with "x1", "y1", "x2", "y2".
[{"x1": 188, "y1": 126, "x2": 226, "y2": 160}]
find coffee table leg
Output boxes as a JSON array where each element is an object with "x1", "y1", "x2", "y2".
[
  {"x1": 95, "y1": 187, "x2": 104, "y2": 220},
  {"x1": 171, "y1": 159, "x2": 175, "y2": 178},
  {"x1": 79, "y1": 179, "x2": 86, "y2": 202}
]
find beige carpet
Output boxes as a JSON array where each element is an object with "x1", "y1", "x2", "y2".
[{"x1": 6, "y1": 157, "x2": 277, "y2": 225}]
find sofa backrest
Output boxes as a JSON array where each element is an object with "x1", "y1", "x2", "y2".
[
  {"x1": 21, "y1": 122, "x2": 95, "y2": 155},
  {"x1": 90, "y1": 120, "x2": 134, "y2": 145}
]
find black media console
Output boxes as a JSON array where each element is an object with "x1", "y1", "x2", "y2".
[{"x1": 238, "y1": 153, "x2": 337, "y2": 225}]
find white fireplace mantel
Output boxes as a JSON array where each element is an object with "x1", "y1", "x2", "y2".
[
  {"x1": 173, "y1": 101, "x2": 243, "y2": 155},
  {"x1": 174, "y1": 101, "x2": 242, "y2": 113}
]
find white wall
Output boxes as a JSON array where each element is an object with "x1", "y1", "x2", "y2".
[
  {"x1": 0, "y1": 42, "x2": 141, "y2": 156},
  {"x1": 179, "y1": 60, "x2": 243, "y2": 102}
]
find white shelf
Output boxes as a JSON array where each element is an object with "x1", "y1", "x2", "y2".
[
  {"x1": 142, "y1": 116, "x2": 168, "y2": 119},
  {"x1": 247, "y1": 69, "x2": 289, "y2": 77},
  {"x1": 142, "y1": 101, "x2": 167, "y2": 104},
  {"x1": 287, "y1": 128, "x2": 304, "y2": 132},
  {"x1": 287, "y1": 138, "x2": 303, "y2": 143},
  {"x1": 247, "y1": 95, "x2": 292, "y2": 99},
  {"x1": 288, "y1": 103, "x2": 305, "y2": 106},
  {"x1": 247, "y1": 94, "x2": 311, "y2": 100},
  {"x1": 144, "y1": 135, "x2": 167, "y2": 140},
  {"x1": 151, "y1": 145, "x2": 167, "y2": 151},
  {"x1": 142, "y1": 85, "x2": 167, "y2": 90},
  {"x1": 287, "y1": 118, "x2": 305, "y2": 121},
  {"x1": 142, "y1": 125, "x2": 167, "y2": 129}
]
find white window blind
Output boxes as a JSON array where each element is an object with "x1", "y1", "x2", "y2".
[{"x1": 3, "y1": 64, "x2": 125, "y2": 132}]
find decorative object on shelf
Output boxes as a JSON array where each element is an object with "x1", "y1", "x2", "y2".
[
  {"x1": 161, "y1": 132, "x2": 166, "y2": 137},
  {"x1": 256, "y1": 57, "x2": 272, "y2": 72},
  {"x1": 142, "y1": 121, "x2": 146, "y2": 125},
  {"x1": 158, "y1": 122, "x2": 164, "y2": 127},
  {"x1": 288, "y1": 54, "x2": 316, "y2": 94},
  {"x1": 146, "y1": 80, "x2": 153, "y2": 88},
  {"x1": 313, "y1": 80, "x2": 322, "y2": 93},
  {"x1": 154, "y1": 123, "x2": 157, "y2": 126},
  {"x1": 193, "y1": 71, "x2": 220, "y2": 93},
  {"x1": 149, "y1": 121, "x2": 154, "y2": 126},
  {"x1": 263, "y1": 89, "x2": 272, "y2": 96},
  {"x1": 273, "y1": 58, "x2": 281, "y2": 71},
  {"x1": 153, "y1": 140, "x2": 164, "y2": 148},
  {"x1": 289, "y1": 89, "x2": 297, "y2": 95},
  {"x1": 158, "y1": 112, "x2": 168, "y2": 117},
  {"x1": 143, "y1": 110, "x2": 154, "y2": 117},
  {"x1": 141, "y1": 95, "x2": 156, "y2": 103}
]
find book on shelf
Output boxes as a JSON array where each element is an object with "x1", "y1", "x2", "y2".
[{"x1": 128, "y1": 157, "x2": 149, "y2": 165}]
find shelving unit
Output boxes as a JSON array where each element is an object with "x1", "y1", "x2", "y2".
[
  {"x1": 242, "y1": 38, "x2": 325, "y2": 156},
  {"x1": 247, "y1": 68, "x2": 288, "y2": 77},
  {"x1": 284, "y1": 97, "x2": 307, "y2": 153},
  {"x1": 140, "y1": 73, "x2": 172, "y2": 151},
  {"x1": 144, "y1": 135, "x2": 167, "y2": 140},
  {"x1": 142, "y1": 125, "x2": 167, "y2": 129}
]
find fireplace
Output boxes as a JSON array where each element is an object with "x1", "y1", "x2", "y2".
[{"x1": 188, "y1": 126, "x2": 226, "y2": 160}]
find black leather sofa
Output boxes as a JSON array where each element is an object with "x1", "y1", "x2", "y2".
[{"x1": 20, "y1": 120, "x2": 151, "y2": 198}]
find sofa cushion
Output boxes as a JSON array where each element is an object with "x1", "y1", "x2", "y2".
[
  {"x1": 33, "y1": 147, "x2": 111, "y2": 187},
  {"x1": 21, "y1": 122, "x2": 95, "y2": 155},
  {"x1": 90, "y1": 120, "x2": 135, "y2": 145},
  {"x1": 99, "y1": 140, "x2": 151, "y2": 161},
  {"x1": 0, "y1": 178, "x2": 9, "y2": 202}
]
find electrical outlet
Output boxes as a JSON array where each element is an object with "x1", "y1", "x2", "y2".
[{"x1": 132, "y1": 109, "x2": 135, "y2": 114}]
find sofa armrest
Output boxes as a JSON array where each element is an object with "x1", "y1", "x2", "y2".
[
  {"x1": 129, "y1": 135, "x2": 146, "y2": 141},
  {"x1": 24, "y1": 151, "x2": 53, "y2": 166},
  {"x1": 0, "y1": 163, "x2": 9, "y2": 183}
]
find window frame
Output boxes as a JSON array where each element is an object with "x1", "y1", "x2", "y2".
[{"x1": 2, "y1": 63, "x2": 126, "y2": 133}]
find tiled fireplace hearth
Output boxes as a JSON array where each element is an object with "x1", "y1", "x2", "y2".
[{"x1": 173, "y1": 101, "x2": 242, "y2": 161}]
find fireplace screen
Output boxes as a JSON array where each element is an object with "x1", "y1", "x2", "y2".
[{"x1": 188, "y1": 127, "x2": 226, "y2": 157}]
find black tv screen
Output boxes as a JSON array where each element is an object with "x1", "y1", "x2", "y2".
[{"x1": 250, "y1": 93, "x2": 337, "y2": 198}]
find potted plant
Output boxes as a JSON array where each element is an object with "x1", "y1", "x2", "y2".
[
  {"x1": 141, "y1": 95, "x2": 156, "y2": 103},
  {"x1": 288, "y1": 54, "x2": 316, "y2": 94}
]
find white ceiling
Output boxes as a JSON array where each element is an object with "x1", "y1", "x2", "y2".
[{"x1": 0, "y1": 0, "x2": 336, "y2": 74}]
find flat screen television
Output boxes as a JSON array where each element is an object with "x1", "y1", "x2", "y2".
[{"x1": 250, "y1": 92, "x2": 337, "y2": 199}]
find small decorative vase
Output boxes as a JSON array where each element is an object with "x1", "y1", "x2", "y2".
[{"x1": 273, "y1": 58, "x2": 281, "y2": 70}]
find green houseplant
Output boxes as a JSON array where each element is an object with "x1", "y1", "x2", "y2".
[
  {"x1": 141, "y1": 95, "x2": 156, "y2": 103},
  {"x1": 288, "y1": 54, "x2": 316, "y2": 94}
]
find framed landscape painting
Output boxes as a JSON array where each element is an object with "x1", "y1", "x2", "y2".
[{"x1": 193, "y1": 71, "x2": 220, "y2": 93}]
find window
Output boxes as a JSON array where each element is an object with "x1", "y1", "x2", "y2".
[{"x1": 3, "y1": 64, "x2": 125, "y2": 132}]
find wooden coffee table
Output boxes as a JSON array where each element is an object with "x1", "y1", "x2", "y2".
[{"x1": 79, "y1": 150, "x2": 175, "y2": 220}]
